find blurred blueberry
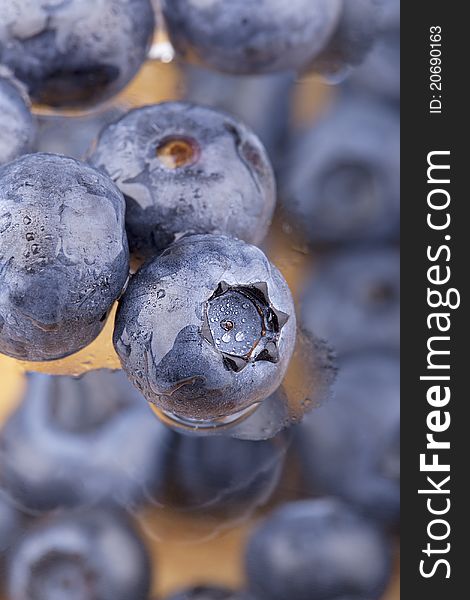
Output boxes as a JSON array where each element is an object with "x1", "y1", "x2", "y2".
[
  {"x1": 6, "y1": 507, "x2": 151, "y2": 600},
  {"x1": 114, "y1": 234, "x2": 296, "y2": 425},
  {"x1": 311, "y1": 0, "x2": 381, "y2": 80},
  {"x1": 166, "y1": 433, "x2": 287, "y2": 513},
  {"x1": 0, "y1": 68, "x2": 35, "y2": 165},
  {"x1": 167, "y1": 587, "x2": 256, "y2": 600},
  {"x1": 0, "y1": 153, "x2": 129, "y2": 361},
  {"x1": 347, "y1": 0, "x2": 400, "y2": 102},
  {"x1": 281, "y1": 96, "x2": 399, "y2": 245},
  {"x1": 161, "y1": 0, "x2": 342, "y2": 75},
  {"x1": 183, "y1": 65, "x2": 294, "y2": 167},
  {"x1": 36, "y1": 107, "x2": 124, "y2": 161},
  {"x1": 245, "y1": 498, "x2": 392, "y2": 600},
  {"x1": 300, "y1": 248, "x2": 400, "y2": 357},
  {"x1": 0, "y1": 0, "x2": 155, "y2": 108},
  {"x1": 296, "y1": 353, "x2": 400, "y2": 524},
  {"x1": 0, "y1": 494, "x2": 21, "y2": 564},
  {"x1": 89, "y1": 102, "x2": 276, "y2": 258},
  {"x1": 0, "y1": 370, "x2": 171, "y2": 512}
]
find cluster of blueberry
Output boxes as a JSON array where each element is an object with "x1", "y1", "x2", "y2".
[{"x1": 0, "y1": 1, "x2": 399, "y2": 599}]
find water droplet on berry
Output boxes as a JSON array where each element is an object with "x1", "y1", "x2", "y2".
[
  {"x1": 222, "y1": 332, "x2": 231, "y2": 343},
  {"x1": 157, "y1": 289, "x2": 166, "y2": 299}
]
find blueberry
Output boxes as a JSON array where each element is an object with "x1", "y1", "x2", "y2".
[
  {"x1": 300, "y1": 248, "x2": 400, "y2": 356},
  {"x1": 113, "y1": 234, "x2": 296, "y2": 424},
  {"x1": 89, "y1": 102, "x2": 276, "y2": 258},
  {"x1": 311, "y1": 0, "x2": 381, "y2": 79},
  {"x1": 166, "y1": 433, "x2": 287, "y2": 513},
  {"x1": 296, "y1": 353, "x2": 400, "y2": 524},
  {"x1": 167, "y1": 587, "x2": 256, "y2": 600},
  {"x1": 183, "y1": 65, "x2": 294, "y2": 167},
  {"x1": 0, "y1": 153, "x2": 129, "y2": 361},
  {"x1": 0, "y1": 370, "x2": 171, "y2": 511},
  {"x1": 0, "y1": 494, "x2": 21, "y2": 563},
  {"x1": 245, "y1": 498, "x2": 392, "y2": 600},
  {"x1": 0, "y1": 68, "x2": 35, "y2": 165},
  {"x1": 281, "y1": 96, "x2": 399, "y2": 245},
  {"x1": 161, "y1": 0, "x2": 342, "y2": 75},
  {"x1": 348, "y1": 0, "x2": 400, "y2": 102},
  {"x1": 0, "y1": 0, "x2": 155, "y2": 108},
  {"x1": 6, "y1": 507, "x2": 151, "y2": 600}
]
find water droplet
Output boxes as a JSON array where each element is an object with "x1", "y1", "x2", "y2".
[
  {"x1": 26, "y1": 232, "x2": 34, "y2": 241},
  {"x1": 210, "y1": 317, "x2": 216, "y2": 323},
  {"x1": 31, "y1": 244, "x2": 40, "y2": 255},
  {"x1": 23, "y1": 216, "x2": 31, "y2": 225},
  {"x1": 157, "y1": 289, "x2": 166, "y2": 299},
  {"x1": 241, "y1": 318, "x2": 246, "y2": 323},
  {"x1": 235, "y1": 332, "x2": 245, "y2": 342},
  {"x1": 242, "y1": 303, "x2": 249, "y2": 309},
  {"x1": 215, "y1": 338, "x2": 221, "y2": 345},
  {"x1": 222, "y1": 332, "x2": 231, "y2": 343}
]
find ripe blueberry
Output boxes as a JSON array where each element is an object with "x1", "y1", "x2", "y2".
[
  {"x1": 0, "y1": 68, "x2": 35, "y2": 165},
  {"x1": 0, "y1": 153, "x2": 129, "y2": 361},
  {"x1": 113, "y1": 234, "x2": 296, "y2": 424},
  {"x1": 301, "y1": 248, "x2": 399, "y2": 356},
  {"x1": 89, "y1": 102, "x2": 276, "y2": 257},
  {"x1": 0, "y1": 370, "x2": 171, "y2": 511},
  {"x1": 161, "y1": 0, "x2": 342, "y2": 75},
  {"x1": 245, "y1": 498, "x2": 392, "y2": 600},
  {"x1": 6, "y1": 508, "x2": 151, "y2": 600},
  {"x1": 281, "y1": 96, "x2": 399, "y2": 244},
  {"x1": 0, "y1": 0, "x2": 155, "y2": 107},
  {"x1": 296, "y1": 353, "x2": 400, "y2": 524}
]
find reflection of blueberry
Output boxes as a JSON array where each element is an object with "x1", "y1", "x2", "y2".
[
  {"x1": 0, "y1": 69, "x2": 35, "y2": 165},
  {"x1": 183, "y1": 65, "x2": 294, "y2": 167},
  {"x1": 301, "y1": 249, "x2": 399, "y2": 356},
  {"x1": 282, "y1": 96, "x2": 399, "y2": 244},
  {"x1": 114, "y1": 234, "x2": 296, "y2": 423},
  {"x1": 7, "y1": 508, "x2": 151, "y2": 600},
  {"x1": 311, "y1": 0, "x2": 380, "y2": 78},
  {"x1": 167, "y1": 587, "x2": 255, "y2": 600},
  {"x1": 162, "y1": 0, "x2": 342, "y2": 75},
  {"x1": 0, "y1": 494, "x2": 21, "y2": 563},
  {"x1": 245, "y1": 498, "x2": 392, "y2": 600},
  {"x1": 167, "y1": 433, "x2": 286, "y2": 513},
  {"x1": 89, "y1": 102, "x2": 276, "y2": 257},
  {"x1": 0, "y1": 153, "x2": 129, "y2": 361},
  {"x1": 0, "y1": 370, "x2": 170, "y2": 511},
  {"x1": 348, "y1": 0, "x2": 400, "y2": 102},
  {"x1": 296, "y1": 354, "x2": 400, "y2": 524},
  {"x1": 0, "y1": 0, "x2": 155, "y2": 107}
]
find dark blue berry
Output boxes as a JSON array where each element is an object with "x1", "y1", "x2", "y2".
[
  {"x1": 245, "y1": 498, "x2": 392, "y2": 600},
  {"x1": 0, "y1": 370, "x2": 171, "y2": 511},
  {"x1": 0, "y1": 0, "x2": 155, "y2": 107},
  {"x1": 0, "y1": 153, "x2": 129, "y2": 361},
  {"x1": 89, "y1": 102, "x2": 276, "y2": 257},
  {"x1": 296, "y1": 353, "x2": 400, "y2": 524},
  {"x1": 113, "y1": 234, "x2": 296, "y2": 425}
]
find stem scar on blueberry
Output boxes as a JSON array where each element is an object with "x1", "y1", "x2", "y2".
[
  {"x1": 202, "y1": 281, "x2": 289, "y2": 372},
  {"x1": 156, "y1": 136, "x2": 200, "y2": 169}
]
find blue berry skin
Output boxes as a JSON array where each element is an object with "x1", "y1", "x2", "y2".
[
  {"x1": 167, "y1": 433, "x2": 286, "y2": 513},
  {"x1": 300, "y1": 249, "x2": 399, "y2": 357},
  {"x1": 161, "y1": 0, "x2": 342, "y2": 75},
  {"x1": 0, "y1": 153, "x2": 129, "y2": 361},
  {"x1": 0, "y1": 494, "x2": 21, "y2": 563},
  {"x1": 0, "y1": 370, "x2": 170, "y2": 512},
  {"x1": 113, "y1": 234, "x2": 296, "y2": 423},
  {"x1": 89, "y1": 102, "x2": 276, "y2": 258},
  {"x1": 0, "y1": 0, "x2": 155, "y2": 108},
  {"x1": 0, "y1": 69, "x2": 35, "y2": 165},
  {"x1": 6, "y1": 508, "x2": 151, "y2": 600},
  {"x1": 311, "y1": 0, "x2": 381, "y2": 78},
  {"x1": 183, "y1": 66, "x2": 294, "y2": 168},
  {"x1": 167, "y1": 587, "x2": 256, "y2": 600},
  {"x1": 348, "y1": 0, "x2": 400, "y2": 102},
  {"x1": 281, "y1": 96, "x2": 399, "y2": 245},
  {"x1": 296, "y1": 354, "x2": 400, "y2": 524},
  {"x1": 245, "y1": 498, "x2": 392, "y2": 600}
]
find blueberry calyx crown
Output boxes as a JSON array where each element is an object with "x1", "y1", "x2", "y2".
[{"x1": 202, "y1": 281, "x2": 289, "y2": 372}]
